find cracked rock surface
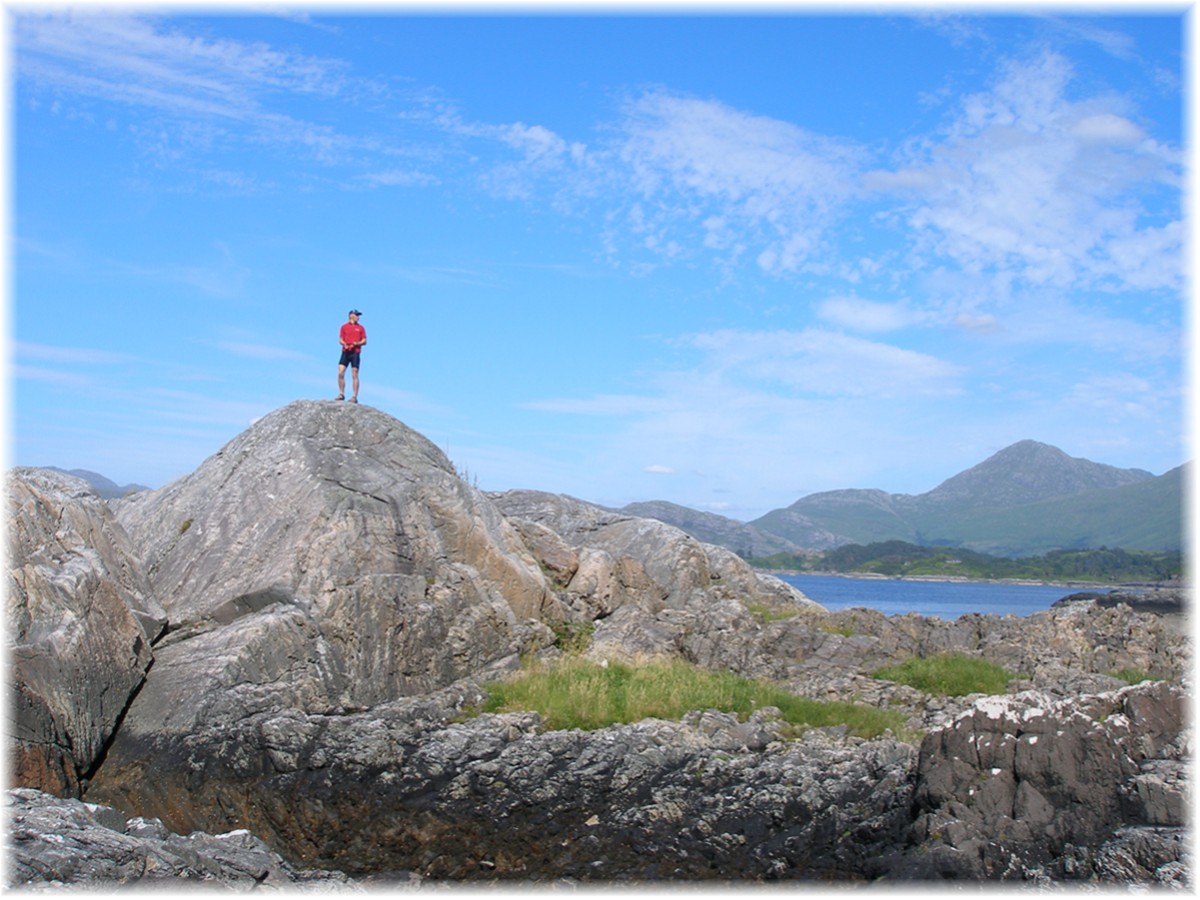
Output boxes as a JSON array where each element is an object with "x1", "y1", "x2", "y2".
[
  {"x1": 8, "y1": 787, "x2": 358, "y2": 890},
  {"x1": 5, "y1": 399, "x2": 1191, "y2": 888}
]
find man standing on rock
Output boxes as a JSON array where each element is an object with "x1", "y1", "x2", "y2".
[{"x1": 337, "y1": 309, "x2": 367, "y2": 403}]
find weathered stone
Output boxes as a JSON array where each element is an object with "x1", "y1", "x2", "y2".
[
  {"x1": 490, "y1": 488, "x2": 823, "y2": 668},
  {"x1": 6, "y1": 787, "x2": 360, "y2": 890},
  {"x1": 104, "y1": 400, "x2": 561, "y2": 739},
  {"x1": 8, "y1": 402, "x2": 1190, "y2": 888},
  {"x1": 900, "y1": 679, "x2": 1188, "y2": 880},
  {"x1": 83, "y1": 687, "x2": 918, "y2": 881},
  {"x1": 7, "y1": 468, "x2": 167, "y2": 797}
]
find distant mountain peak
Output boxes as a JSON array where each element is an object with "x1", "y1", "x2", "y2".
[
  {"x1": 747, "y1": 440, "x2": 1176, "y2": 557},
  {"x1": 923, "y1": 440, "x2": 1153, "y2": 508},
  {"x1": 44, "y1": 467, "x2": 150, "y2": 500}
]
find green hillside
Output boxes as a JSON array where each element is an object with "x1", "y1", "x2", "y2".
[
  {"x1": 913, "y1": 466, "x2": 1184, "y2": 556},
  {"x1": 753, "y1": 489, "x2": 917, "y2": 547},
  {"x1": 749, "y1": 541, "x2": 1183, "y2": 584},
  {"x1": 750, "y1": 444, "x2": 1183, "y2": 558}
]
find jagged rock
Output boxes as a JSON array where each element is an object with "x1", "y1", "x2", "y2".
[
  {"x1": 80, "y1": 684, "x2": 918, "y2": 881},
  {"x1": 891, "y1": 679, "x2": 1189, "y2": 881},
  {"x1": 778, "y1": 603, "x2": 1187, "y2": 710},
  {"x1": 6, "y1": 468, "x2": 167, "y2": 796},
  {"x1": 85, "y1": 402, "x2": 571, "y2": 842},
  {"x1": 489, "y1": 489, "x2": 821, "y2": 664},
  {"x1": 6, "y1": 787, "x2": 360, "y2": 890}
]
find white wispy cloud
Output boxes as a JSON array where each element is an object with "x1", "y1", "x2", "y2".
[
  {"x1": 995, "y1": 296, "x2": 1178, "y2": 360},
  {"x1": 609, "y1": 90, "x2": 865, "y2": 275},
  {"x1": 683, "y1": 328, "x2": 964, "y2": 399},
  {"x1": 15, "y1": 12, "x2": 1183, "y2": 408},
  {"x1": 15, "y1": 11, "x2": 400, "y2": 177},
  {"x1": 816, "y1": 296, "x2": 918, "y2": 333},
  {"x1": 1066, "y1": 372, "x2": 1167, "y2": 420},
  {"x1": 869, "y1": 50, "x2": 1182, "y2": 295},
  {"x1": 17, "y1": 12, "x2": 352, "y2": 119}
]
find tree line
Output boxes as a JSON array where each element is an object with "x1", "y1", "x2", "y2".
[{"x1": 747, "y1": 540, "x2": 1182, "y2": 584}]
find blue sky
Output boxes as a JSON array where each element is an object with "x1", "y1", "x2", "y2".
[{"x1": 8, "y1": 6, "x2": 1188, "y2": 521}]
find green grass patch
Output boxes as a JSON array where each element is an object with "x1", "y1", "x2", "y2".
[
  {"x1": 745, "y1": 602, "x2": 800, "y2": 622},
  {"x1": 549, "y1": 621, "x2": 595, "y2": 655},
  {"x1": 819, "y1": 621, "x2": 856, "y2": 637},
  {"x1": 478, "y1": 655, "x2": 907, "y2": 738},
  {"x1": 873, "y1": 652, "x2": 1017, "y2": 696},
  {"x1": 1109, "y1": 667, "x2": 1157, "y2": 685}
]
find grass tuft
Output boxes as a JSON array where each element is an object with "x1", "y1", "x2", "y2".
[
  {"x1": 1109, "y1": 667, "x2": 1157, "y2": 685},
  {"x1": 478, "y1": 655, "x2": 907, "y2": 739},
  {"x1": 872, "y1": 652, "x2": 1017, "y2": 696},
  {"x1": 745, "y1": 602, "x2": 800, "y2": 621}
]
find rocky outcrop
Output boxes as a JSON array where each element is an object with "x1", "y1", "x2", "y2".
[
  {"x1": 776, "y1": 602, "x2": 1189, "y2": 730},
  {"x1": 7, "y1": 788, "x2": 358, "y2": 890},
  {"x1": 6, "y1": 401, "x2": 1191, "y2": 888},
  {"x1": 77, "y1": 404, "x2": 819, "y2": 856},
  {"x1": 6, "y1": 468, "x2": 167, "y2": 796},
  {"x1": 105, "y1": 400, "x2": 561, "y2": 741},
  {"x1": 81, "y1": 682, "x2": 918, "y2": 881},
  {"x1": 891, "y1": 679, "x2": 1189, "y2": 884},
  {"x1": 1055, "y1": 587, "x2": 1187, "y2": 615},
  {"x1": 490, "y1": 489, "x2": 820, "y2": 665},
  {"x1": 24, "y1": 677, "x2": 1189, "y2": 886}
]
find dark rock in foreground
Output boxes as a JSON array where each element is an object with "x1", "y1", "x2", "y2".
[{"x1": 7, "y1": 788, "x2": 359, "y2": 890}]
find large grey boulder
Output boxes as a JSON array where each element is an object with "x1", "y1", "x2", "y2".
[
  {"x1": 85, "y1": 401, "x2": 570, "y2": 831},
  {"x1": 6, "y1": 468, "x2": 166, "y2": 796},
  {"x1": 108, "y1": 400, "x2": 560, "y2": 737}
]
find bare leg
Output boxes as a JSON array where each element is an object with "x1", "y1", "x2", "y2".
[
  {"x1": 337, "y1": 365, "x2": 346, "y2": 399},
  {"x1": 351, "y1": 366, "x2": 360, "y2": 401}
]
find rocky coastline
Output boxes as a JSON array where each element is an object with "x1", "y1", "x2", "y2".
[{"x1": 7, "y1": 400, "x2": 1191, "y2": 889}]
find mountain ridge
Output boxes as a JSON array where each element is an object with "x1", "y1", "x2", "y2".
[
  {"x1": 39, "y1": 437, "x2": 1181, "y2": 559},
  {"x1": 638, "y1": 441, "x2": 1181, "y2": 558},
  {"x1": 44, "y1": 467, "x2": 150, "y2": 500}
]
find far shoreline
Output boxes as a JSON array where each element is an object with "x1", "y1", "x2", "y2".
[{"x1": 766, "y1": 569, "x2": 1171, "y2": 592}]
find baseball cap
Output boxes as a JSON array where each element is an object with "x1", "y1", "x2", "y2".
[{"x1": 349, "y1": 309, "x2": 363, "y2": 316}]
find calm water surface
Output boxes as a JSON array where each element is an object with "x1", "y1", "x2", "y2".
[{"x1": 776, "y1": 573, "x2": 1077, "y2": 620}]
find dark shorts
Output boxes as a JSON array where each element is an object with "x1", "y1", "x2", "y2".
[{"x1": 339, "y1": 350, "x2": 361, "y2": 369}]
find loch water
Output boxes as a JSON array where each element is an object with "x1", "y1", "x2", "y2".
[{"x1": 776, "y1": 573, "x2": 1079, "y2": 620}]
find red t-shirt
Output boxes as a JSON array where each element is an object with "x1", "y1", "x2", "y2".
[{"x1": 340, "y1": 322, "x2": 366, "y2": 352}]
